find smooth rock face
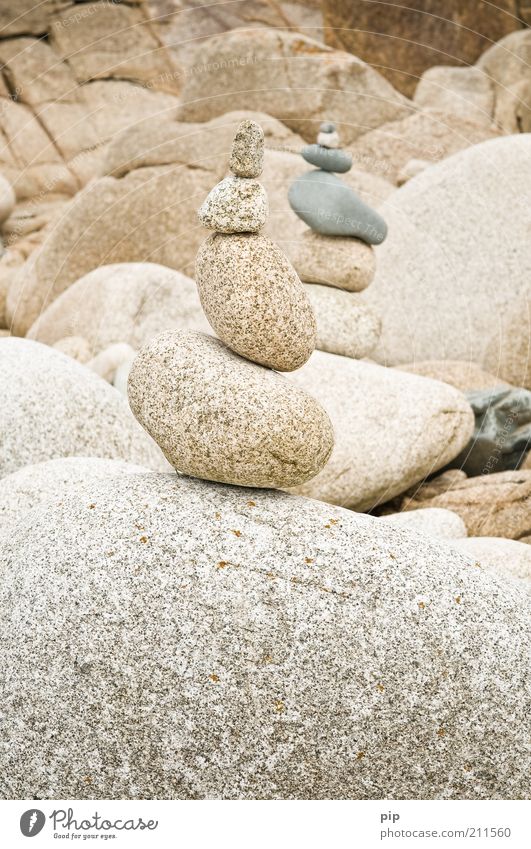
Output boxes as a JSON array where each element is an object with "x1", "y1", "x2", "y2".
[
  {"x1": 0, "y1": 174, "x2": 15, "y2": 223},
  {"x1": 361, "y1": 136, "x2": 531, "y2": 366},
  {"x1": 87, "y1": 343, "x2": 136, "y2": 384},
  {"x1": 450, "y1": 537, "x2": 531, "y2": 586},
  {"x1": 1, "y1": 472, "x2": 529, "y2": 799},
  {"x1": 304, "y1": 284, "x2": 381, "y2": 359},
  {"x1": 288, "y1": 351, "x2": 474, "y2": 510},
  {"x1": 396, "y1": 361, "x2": 510, "y2": 393},
  {"x1": 198, "y1": 175, "x2": 268, "y2": 233},
  {"x1": 291, "y1": 230, "x2": 376, "y2": 291},
  {"x1": 229, "y1": 119, "x2": 264, "y2": 177},
  {"x1": 414, "y1": 66, "x2": 495, "y2": 127},
  {"x1": 27, "y1": 263, "x2": 210, "y2": 356},
  {"x1": 477, "y1": 29, "x2": 531, "y2": 92},
  {"x1": 449, "y1": 387, "x2": 531, "y2": 476},
  {"x1": 301, "y1": 145, "x2": 352, "y2": 173},
  {"x1": 0, "y1": 338, "x2": 167, "y2": 478},
  {"x1": 128, "y1": 331, "x2": 334, "y2": 488},
  {"x1": 397, "y1": 470, "x2": 531, "y2": 541},
  {"x1": 53, "y1": 335, "x2": 92, "y2": 363},
  {"x1": 483, "y1": 294, "x2": 531, "y2": 391},
  {"x1": 0, "y1": 457, "x2": 150, "y2": 535},
  {"x1": 195, "y1": 234, "x2": 316, "y2": 372},
  {"x1": 381, "y1": 508, "x2": 468, "y2": 541},
  {"x1": 288, "y1": 170, "x2": 388, "y2": 244},
  {"x1": 396, "y1": 158, "x2": 432, "y2": 186}
]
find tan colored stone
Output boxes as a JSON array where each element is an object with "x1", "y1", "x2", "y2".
[
  {"x1": 396, "y1": 158, "x2": 432, "y2": 186},
  {"x1": 290, "y1": 231, "x2": 375, "y2": 291},
  {"x1": 396, "y1": 361, "x2": 511, "y2": 393},
  {"x1": 477, "y1": 29, "x2": 531, "y2": 91},
  {"x1": 494, "y1": 80, "x2": 531, "y2": 133},
  {"x1": 229, "y1": 119, "x2": 264, "y2": 177},
  {"x1": 195, "y1": 233, "x2": 316, "y2": 372},
  {"x1": 87, "y1": 343, "x2": 136, "y2": 383},
  {"x1": 0, "y1": 175, "x2": 15, "y2": 224},
  {"x1": 53, "y1": 336, "x2": 91, "y2": 363},
  {"x1": 304, "y1": 285, "x2": 380, "y2": 359},
  {"x1": 128, "y1": 330, "x2": 334, "y2": 488},
  {"x1": 450, "y1": 537, "x2": 531, "y2": 587},
  {"x1": 414, "y1": 66, "x2": 495, "y2": 127},
  {"x1": 198, "y1": 176, "x2": 268, "y2": 233},
  {"x1": 483, "y1": 294, "x2": 531, "y2": 391},
  {"x1": 380, "y1": 507, "x2": 467, "y2": 540},
  {"x1": 397, "y1": 471, "x2": 531, "y2": 541},
  {"x1": 177, "y1": 29, "x2": 411, "y2": 143},
  {"x1": 288, "y1": 351, "x2": 474, "y2": 510}
]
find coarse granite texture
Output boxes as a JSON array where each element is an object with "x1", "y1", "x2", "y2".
[
  {"x1": 0, "y1": 338, "x2": 168, "y2": 478},
  {"x1": 128, "y1": 331, "x2": 334, "y2": 489},
  {"x1": 198, "y1": 175, "x2": 268, "y2": 234},
  {"x1": 304, "y1": 284, "x2": 381, "y2": 360},
  {"x1": 229, "y1": 119, "x2": 264, "y2": 178},
  {"x1": 302, "y1": 144, "x2": 352, "y2": 173},
  {"x1": 195, "y1": 233, "x2": 317, "y2": 372},
  {"x1": 450, "y1": 537, "x2": 531, "y2": 587},
  {"x1": 0, "y1": 472, "x2": 529, "y2": 799},
  {"x1": 0, "y1": 456, "x2": 151, "y2": 535},
  {"x1": 380, "y1": 508, "x2": 468, "y2": 541},
  {"x1": 288, "y1": 170, "x2": 388, "y2": 244},
  {"x1": 287, "y1": 351, "x2": 475, "y2": 510},
  {"x1": 291, "y1": 231, "x2": 376, "y2": 292}
]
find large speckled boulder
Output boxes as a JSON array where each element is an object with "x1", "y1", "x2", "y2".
[
  {"x1": 288, "y1": 351, "x2": 474, "y2": 510},
  {"x1": 0, "y1": 472, "x2": 529, "y2": 799},
  {"x1": 195, "y1": 234, "x2": 316, "y2": 372},
  {"x1": 361, "y1": 136, "x2": 531, "y2": 367},
  {"x1": 0, "y1": 457, "x2": 150, "y2": 535},
  {"x1": 0, "y1": 338, "x2": 167, "y2": 477},
  {"x1": 27, "y1": 262, "x2": 210, "y2": 356},
  {"x1": 128, "y1": 331, "x2": 333, "y2": 489}
]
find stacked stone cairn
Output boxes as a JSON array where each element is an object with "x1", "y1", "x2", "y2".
[
  {"x1": 288, "y1": 122, "x2": 386, "y2": 360},
  {"x1": 128, "y1": 120, "x2": 335, "y2": 490}
]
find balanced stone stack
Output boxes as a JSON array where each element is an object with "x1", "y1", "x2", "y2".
[
  {"x1": 128, "y1": 120, "x2": 334, "y2": 489},
  {"x1": 288, "y1": 123, "x2": 385, "y2": 360}
]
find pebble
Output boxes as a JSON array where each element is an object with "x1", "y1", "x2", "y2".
[
  {"x1": 301, "y1": 144, "x2": 352, "y2": 173},
  {"x1": 198, "y1": 175, "x2": 268, "y2": 233},
  {"x1": 229, "y1": 119, "x2": 264, "y2": 178}
]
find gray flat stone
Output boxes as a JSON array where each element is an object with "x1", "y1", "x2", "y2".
[
  {"x1": 288, "y1": 170, "x2": 388, "y2": 244},
  {"x1": 301, "y1": 144, "x2": 352, "y2": 173}
]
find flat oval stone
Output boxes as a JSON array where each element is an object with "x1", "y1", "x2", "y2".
[
  {"x1": 301, "y1": 144, "x2": 352, "y2": 172},
  {"x1": 128, "y1": 330, "x2": 334, "y2": 488},
  {"x1": 288, "y1": 170, "x2": 388, "y2": 244},
  {"x1": 292, "y1": 231, "x2": 376, "y2": 291},
  {"x1": 195, "y1": 233, "x2": 317, "y2": 371},
  {"x1": 198, "y1": 175, "x2": 268, "y2": 233}
]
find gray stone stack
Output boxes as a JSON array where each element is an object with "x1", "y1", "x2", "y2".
[
  {"x1": 127, "y1": 120, "x2": 335, "y2": 490},
  {"x1": 288, "y1": 123, "x2": 384, "y2": 360}
]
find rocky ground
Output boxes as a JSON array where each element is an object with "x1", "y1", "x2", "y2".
[{"x1": 0, "y1": 0, "x2": 530, "y2": 801}]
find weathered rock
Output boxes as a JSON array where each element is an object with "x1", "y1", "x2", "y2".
[
  {"x1": 87, "y1": 343, "x2": 136, "y2": 384},
  {"x1": 396, "y1": 158, "x2": 432, "y2": 186},
  {"x1": 0, "y1": 456, "x2": 150, "y2": 535},
  {"x1": 414, "y1": 66, "x2": 495, "y2": 127},
  {"x1": 396, "y1": 361, "x2": 510, "y2": 393},
  {"x1": 288, "y1": 170, "x2": 387, "y2": 244},
  {"x1": 288, "y1": 351, "x2": 474, "y2": 510},
  {"x1": 128, "y1": 331, "x2": 333, "y2": 488},
  {"x1": 483, "y1": 294, "x2": 531, "y2": 391},
  {"x1": 177, "y1": 29, "x2": 411, "y2": 143},
  {"x1": 380, "y1": 508, "x2": 467, "y2": 540},
  {"x1": 322, "y1": 0, "x2": 524, "y2": 97},
  {"x1": 361, "y1": 136, "x2": 531, "y2": 366},
  {"x1": 477, "y1": 29, "x2": 531, "y2": 92},
  {"x1": 349, "y1": 110, "x2": 501, "y2": 185},
  {"x1": 0, "y1": 175, "x2": 15, "y2": 224},
  {"x1": 396, "y1": 470, "x2": 531, "y2": 541},
  {"x1": 27, "y1": 263, "x2": 210, "y2": 356},
  {"x1": 494, "y1": 79, "x2": 531, "y2": 133},
  {"x1": 450, "y1": 537, "x2": 531, "y2": 587},
  {"x1": 229, "y1": 119, "x2": 264, "y2": 177},
  {"x1": 53, "y1": 335, "x2": 92, "y2": 363},
  {"x1": 198, "y1": 176, "x2": 268, "y2": 233},
  {"x1": 0, "y1": 338, "x2": 167, "y2": 478},
  {"x1": 195, "y1": 234, "x2": 316, "y2": 371},
  {"x1": 450, "y1": 387, "x2": 531, "y2": 476},
  {"x1": 304, "y1": 285, "x2": 380, "y2": 359},
  {"x1": 290, "y1": 231, "x2": 375, "y2": 291},
  {"x1": 1, "y1": 471, "x2": 529, "y2": 799}
]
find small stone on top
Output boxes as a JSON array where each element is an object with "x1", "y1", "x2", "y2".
[{"x1": 229, "y1": 119, "x2": 264, "y2": 178}]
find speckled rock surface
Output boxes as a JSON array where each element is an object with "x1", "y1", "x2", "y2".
[
  {"x1": 195, "y1": 234, "x2": 316, "y2": 372},
  {"x1": 27, "y1": 263, "x2": 210, "y2": 356},
  {"x1": 128, "y1": 331, "x2": 333, "y2": 488},
  {"x1": 396, "y1": 361, "x2": 510, "y2": 393},
  {"x1": 0, "y1": 472, "x2": 529, "y2": 800},
  {"x1": 229, "y1": 119, "x2": 264, "y2": 178},
  {"x1": 380, "y1": 508, "x2": 468, "y2": 541},
  {"x1": 304, "y1": 284, "x2": 381, "y2": 360},
  {"x1": 396, "y1": 470, "x2": 531, "y2": 541},
  {"x1": 291, "y1": 231, "x2": 375, "y2": 292},
  {"x1": 288, "y1": 351, "x2": 474, "y2": 510},
  {"x1": 0, "y1": 338, "x2": 167, "y2": 478},
  {"x1": 198, "y1": 176, "x2": 268, "y2": 233},
  {"x1": 0, "y1": 457, "x2": 150, "y2": 535},
  {"x1": 450, "y1": 536, "x2": 531, "y2": 588}
]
